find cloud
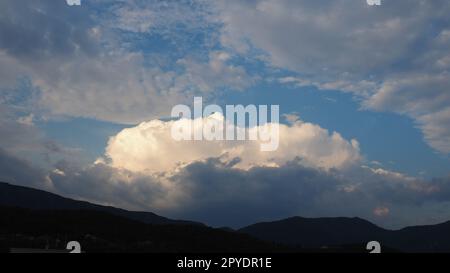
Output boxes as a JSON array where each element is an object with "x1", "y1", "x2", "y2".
[
  {"x1": 0, "y1": 0, "x2": 98, "y2": 62},
  {"x1": 32, "y1": 50, "x2": 252, "y2": 124},
  {"x1": 176, "y1": 51, "x2": 256, "y2": 93},
  {"x1": 373, "y1": 206, "x2": 390, "y2": 217},
  {"x1": 35, "y1": 52, "x2": 190, "y2": 124},
  {"x1": 216, "y1": 0, "x2": 428, "y2": 79},
  {"x1": 365, "y1": 73, "x2": 450, "y2": 153},
  {"x1": 214, "y1": 0, "x2": 450, "y2": 153},
  {"x1": 102, "y1": 114, "x2": 361, "y2": 173},
  {"x1": 0, "y1": 86, "x2": 87, "y2": 170},
  {"x1": 109, "y1": 0, "x2": 214, "y2": 35},
  {"x1": 0, "y1": 148, "x2": 51, "y2": 190}
]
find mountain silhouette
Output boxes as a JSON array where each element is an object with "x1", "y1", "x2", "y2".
[
  {"x1": 3, "y1": 181, "x2": 450, "y2": 252},
  {"x1": 239, "y1": 216, "x2": 386, "y2": 247},
  {"x1": 0, "y1": 182, "x2": 200, "y2": 226},
  {"x1": 239, "y1": 216, "x2": 450, "y2": 252}
]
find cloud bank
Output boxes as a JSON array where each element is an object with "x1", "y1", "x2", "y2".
[{"x1": 0, "y1": 145, "x2": 448, "y2": 229}]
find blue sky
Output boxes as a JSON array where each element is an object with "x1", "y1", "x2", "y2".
[{"x1": 1, "y1": 0, "x2": 450, "y2": 228}]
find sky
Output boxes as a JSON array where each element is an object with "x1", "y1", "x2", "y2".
[{"x1": 1, "y1": 0, "x2": 450, "y2": 229}]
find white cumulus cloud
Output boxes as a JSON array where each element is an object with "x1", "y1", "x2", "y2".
[{"x1": 102, "y1": 114, "x2": 361, "y2": 174}]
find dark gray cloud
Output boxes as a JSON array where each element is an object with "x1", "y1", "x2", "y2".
[
  {"x1": 161, "y1": 159, "x2": 450, "y2": 228},
  {"x1": 0, "y1": 0, "x2": 98, "y2": 61},
  {"x1": 0, "y1": 97, "x2": 86, "y2": 169},
  {"x1": 0, "y1": 148, "x2": 49, "y2": 190},
  {"x1": 44, "y1": 155, "x2": 450, "y2": 229},
  {"x1": 1, "y1": 144, "x2": 450, "y2": 228}
]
